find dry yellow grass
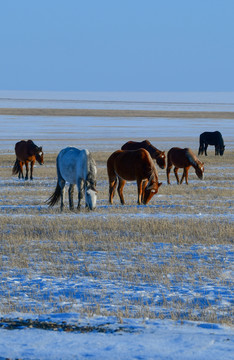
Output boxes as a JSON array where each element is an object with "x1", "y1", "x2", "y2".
[{"x1": 0, "y1": 147, "x2": 233, "y2": 323}]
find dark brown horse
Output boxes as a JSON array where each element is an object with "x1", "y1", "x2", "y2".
[
  {"x1": 167, "y1": 147, "x2": 204, "y2": 185},
  {"x1": 107, "y1": 148, "x2": 162, "y2": 205},
  {"x1": 121, "y1": 140, "x2": 166, "y2": 169},
  {"x1": 12, "y1": 140, "x2": 44, "y2": 180},
  {"x1": 198, "y1": 131, "x2": 225, "y2": 156}
]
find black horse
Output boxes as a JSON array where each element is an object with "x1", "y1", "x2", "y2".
[{"x1": 198, "y1": 131, "x2": 225, "y2": 156}]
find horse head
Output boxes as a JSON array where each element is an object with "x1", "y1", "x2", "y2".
[
  {"x1": 220, "y1": 145, "x2": 225, "y2": 156},
  {"x1": 195, "y1": 162, "x2": 204, "y2": 180},
  {"x1": 85, "y1": 178, "x2": 97, "y2": 210},
  {"x1": 142, "y1": 173, "x2": 162, "y2": 205},
  {"x1": 35, "y1": 147, "x2": 44, "y2": 165},
  {"x1": 156, "y1": 151, "x2": 166, "y2": 169},
  {"x1": 143, "y1": 141, "x2": 166, "y2": 169}
]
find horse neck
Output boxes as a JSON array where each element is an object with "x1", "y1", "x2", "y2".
[
  {"x1": 28, "y1": 141, "x2": 39, "y2": 155},
  {"x1": 186, "y1": 149, "x2": 201, "y2": 169},
  {"x1": 86, "y1": 151, "x2": 96, "y2": 184},
  {"x1": 148, "y1": 158, "x2": 158, "y2": 183},
  {"x1": 154, "y1": 148, "x2": 161, "y2": 157},
  {"x1": 145, "y1": 143, "x2": 160, "y2": 157}
]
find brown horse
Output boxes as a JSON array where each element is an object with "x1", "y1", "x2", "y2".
[
  {"x1": 167, "y1": 147, "x2": 204, "y2": 185},
  {"x1": 12, "y1": 140, "x2": 44, "y2": 180},
  {"x1": 121, "y1": 140, "x2": 166, "y2": 169},
  {"x1": 107, "y1": 148, "x2": 162, "y2": 205}
]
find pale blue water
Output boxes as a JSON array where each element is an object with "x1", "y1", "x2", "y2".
[
  {"x1": 0, "y1": 90, "x2": 234, "y2": 112},
  {"x1": 0, "y1": 115, "x2": 233, "y2": 153}
]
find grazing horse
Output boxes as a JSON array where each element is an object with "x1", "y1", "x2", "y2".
[
  {"x1": 198, "y1": 131, "x2": 225, "y2": 156},
  {"x1": 107, "y1": 148, "x2": 162, "y2": 205},
  {"x1": 121, "y1": 140, "x2": 166, "y2": 169},
  {"x1": 12, "y1": 140, "x2": 44, "y2": 180},
  {"x1": 46, "y1": 147, "x2": 97, "y2": 211},
  {"x1": 167, "y1": 147, "x2": 204, "y2": 185}
]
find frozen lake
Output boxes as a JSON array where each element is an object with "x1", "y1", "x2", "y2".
[
  {"x1": 0, "y1": 115, "x2": 233, "y2": 153},
  {"x1": 1, "y1": 90, "x2": 233, "y2": 152}
]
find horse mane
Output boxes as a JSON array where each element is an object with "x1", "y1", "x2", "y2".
[
  {"x1": 27, "y1": 140, "x2": 41, "y2": 155},
  {"x1": 217, "y1": 132, "x2": 224, "y2": 147},
  {"x1": 147, "y1": 152, "x2": 158, "y2": 181},
  {"x1": 185, "y1": 148, "x2": 202, "y2": 168},
  {"x1": 86, "y1": 151, "x2": 97, "y2": 187}
]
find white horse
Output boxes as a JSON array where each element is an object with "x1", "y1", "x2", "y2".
[{"x1": 47, "y1": 147, "x2": 97, "y2": 211}]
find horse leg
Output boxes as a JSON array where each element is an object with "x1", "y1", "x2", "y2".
[
  {"x1": 30, "y1": 160, "x2": 35, "y2": 180},
  {"x1": 109, "y1": 176, "x2": 117, "y2": 204},
  {"x1": 117, "y1": 178, "x2": 126, "y2": 205},
  {"x1": 180, "y1": 167, "x2": 189, "y2": 184},
  {"x1": 142, "y1": 179, "x2": 148, "y2": 197},
  {"x1": 68, "y1": 184, "x2": 75, "y2": 210},
  {"x1": 59, "y1": 179, "x2": 66, "y2": 211},
  {"x1": 166, "y1": 164, "x2": 172, "y2": 184},
  {"x1": 185, "y1": 167, "x2": 190, "y2": 184},
  {"x1": 77, "y1": 179, "x2": 84, "y2": 209},
  {"x1": 18, "y1": 161, "x2": 24, "y2": 179},
  {"x1": 204, "y1": 144, "x2": 208, "y2": 156},
  {"x1": 25, "y1": 161, "x2": 29, "y2": 180},
  {"x1": 137, "y1": 179, "x2": 143, "y2": 204},
  {"x1": 174, "y1": 167, "x2": 180, "y2": 184}
]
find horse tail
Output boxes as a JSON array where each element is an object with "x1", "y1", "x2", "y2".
[
  {"x1": 46, "y1": 181, "x2": 61, "y2": 207},
  {"x1": 46, "y1": 155, "x2": 63, "y2": 207},
  {"x1": 12, "y1": 159, "x2": 20, "y2": 175}
]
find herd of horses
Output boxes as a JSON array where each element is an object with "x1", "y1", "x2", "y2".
[{"x1": 12, "y1": 131, "x2": 225, "y2": 210}]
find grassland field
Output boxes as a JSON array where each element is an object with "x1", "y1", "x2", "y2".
[{"x1": 0, "y1": 142, "x2": 233, "y2": 324}]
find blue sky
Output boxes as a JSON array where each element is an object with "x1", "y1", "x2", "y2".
[{"x1": 1, "y1": 0, "x2": 234, "y2": 92}]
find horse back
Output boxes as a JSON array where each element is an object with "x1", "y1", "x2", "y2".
[
  {"x1": 167, "y1": 147, "x2": 191, "y2": 168},
  {"x1": 121, "y1": 140, "x2": 160, "y2": 159},
  {"x1": 15, "y1": 140, "x2": 31, "y2": 161},
  {"x1": 108, "y1": 148, "x2": 155, "y2": 181},
  {"x1": 15, "y1": 139, "x2": 41, "y2": 161},
  {"x1": 200, "y1": 131, "x2": 223, "y2": 146},
  {"x1": 57, "y1": 147, "x2": 90, "y2": 184}
]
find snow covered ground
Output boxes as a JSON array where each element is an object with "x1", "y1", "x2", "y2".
[
  {"x1": 0, "y1": 316, "x2": 233, "y2": 360},
  {"x1": 0, "y1": 97, "x2": 233, "y2": 359}
]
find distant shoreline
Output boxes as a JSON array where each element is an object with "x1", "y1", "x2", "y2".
[{"x1": 0, "y1": 108, "x2": 234, "y2": 119}]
